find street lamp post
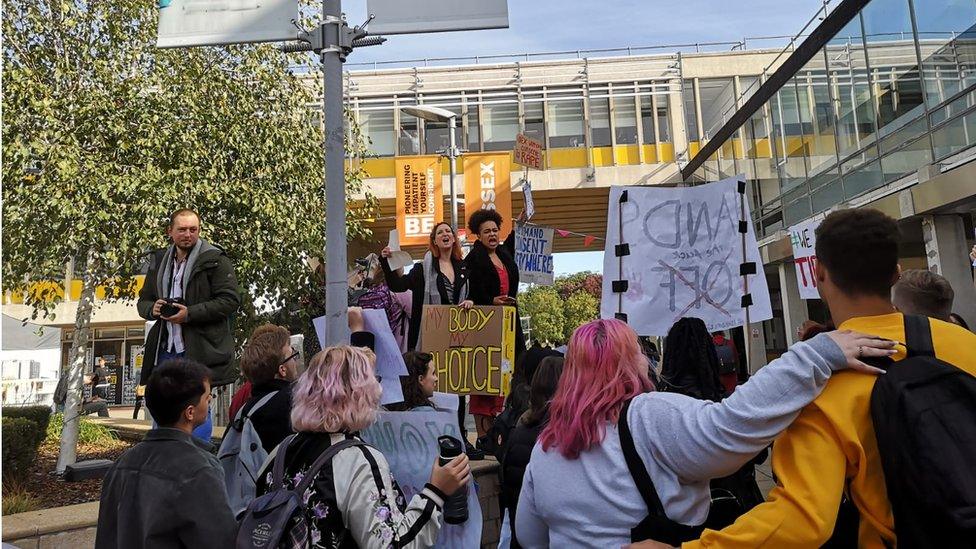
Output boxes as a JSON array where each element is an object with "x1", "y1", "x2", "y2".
[{"x1": 400, "y1": 105, "x2": 461, "y2": 231}]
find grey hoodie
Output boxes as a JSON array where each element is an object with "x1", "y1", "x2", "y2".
[{"x1": 514, "y1": 333, "x2": 846, "y2": 548}]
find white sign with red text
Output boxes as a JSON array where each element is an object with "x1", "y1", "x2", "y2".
[{"x1": 788, "y1": 218, "x2": 823, "y2": 300}]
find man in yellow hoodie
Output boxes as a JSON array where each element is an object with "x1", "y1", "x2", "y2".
[{"x1": 642, "y1": 208, "x2": 976, "y2": 548}]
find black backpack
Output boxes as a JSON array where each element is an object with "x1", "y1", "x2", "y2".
[
  {"x1": 236, "y1": 435, "x2": 364, "y2": 549},
  {"x1": 869, "y1": 314, "x2": 976, "y2": 547}
]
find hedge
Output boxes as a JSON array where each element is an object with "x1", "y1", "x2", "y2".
[
  {"x1": 2, "y1": 405, "x2": 52, "y2": 434},
  {"x1": 2, "y1": 417, "x2": 45, "y2": 483}
]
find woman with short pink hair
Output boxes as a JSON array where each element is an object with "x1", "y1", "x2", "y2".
[
  {"x1": 256, "y1": 345, "x2": 471, "y2": 548},
  {"x1": 515, "y1": 318, "x2": 895, "y2": 547}
]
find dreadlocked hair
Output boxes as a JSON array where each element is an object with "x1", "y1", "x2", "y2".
[{"x1": 660, "y1": 317, "x2": 726, "y2": 402}]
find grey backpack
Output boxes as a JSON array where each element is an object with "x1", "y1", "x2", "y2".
[
  {"x1": 236, "y1": 435, "x2": 364, "y2": 549},
  {"x1": 218, "y1": 390, "x2": 279, "y2": 516}
]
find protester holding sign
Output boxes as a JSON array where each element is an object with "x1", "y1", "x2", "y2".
[
  {"x1": 465, "y1": 209, "x2": 528, "y2": 437},
  {"x1": 515, "y1": 318, "x2": 895, "y2": 547},
  {"x1": 255, "y1": 345, "x2": 471, "y2": 549},
  {"x1": 381, "y1": 222, "x2": 473, "y2": 351}
]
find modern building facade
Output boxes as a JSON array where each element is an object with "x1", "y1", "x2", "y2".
[
  {"x1": 684, "y1": 0, "x2": 976, "y2": 358},
  {"x1": 341, "y1": 42, "x2": 796, "y2": 254},
  {"x1": 346, "y1": 0, "x2": 976, "y2": 363}
]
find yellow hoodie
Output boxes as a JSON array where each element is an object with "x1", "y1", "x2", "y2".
[{"x1": 685, "y1": 313, "x2": 976, "y2": 548}]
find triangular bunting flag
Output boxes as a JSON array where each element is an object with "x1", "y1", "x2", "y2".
[
  {"x1": 556, "y1": 229, "x2": 570, "y2": 237},
  {"x1": 584, "y1": 235, "x2": 596, "y2": 247}
]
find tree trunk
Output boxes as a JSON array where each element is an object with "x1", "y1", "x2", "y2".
[{"x1": 56, "y1": 251, "x2": 98, "y2": 474}]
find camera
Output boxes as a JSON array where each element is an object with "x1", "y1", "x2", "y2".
[{"x1": 160, "y1": 297, "x2": 185, "y2": 318}]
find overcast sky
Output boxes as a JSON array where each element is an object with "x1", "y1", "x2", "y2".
[{"x1": 343, "y1": 0, "x2": 825, "y2": 66}]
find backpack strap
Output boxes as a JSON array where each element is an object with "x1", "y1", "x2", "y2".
[
  {"x1": 904, "y1": 314, "x2": 935, "y2": 358},
  {"x1": 270, "y1": 433, "x2": 298, "y2": 491},
  {"x1": 234, "y1": 390, "x2": 280, "y2": 424},
  {"x1": 618, "y1": 399, "x2": 667, "y2": 517},
  {"x1": 294, "y1": 438, "x2": 366, "y2": 495}
]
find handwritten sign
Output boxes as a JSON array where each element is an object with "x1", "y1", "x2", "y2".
[
  {"x1": 420, "y1": 305, "x2": 516, "y2": 396},
  {"x1": 513, "y1": 133, "x2": 544, "y2": 170},
  {"x1": 361, "y1": 411, "x2": 482, "y2": 549},
  {"x1": 601, "y1": 177, "x2": 772, "y2": 336},
  {"x1": 788, "y1": 218, "x2": 822, "y2": 300},
  {"x1": 515, "y1": 224, "x2": 555, "y2": 285}
]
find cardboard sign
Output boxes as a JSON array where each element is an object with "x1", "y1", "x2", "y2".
[
  {"x1": 463, "y1": 153, "x2": 513, "y2": 242},
  {"x1": 601, "y1": 177, "x2": 773, "y2": 336},
  {"x1": 360, "y1": 411, "x2": 483, "y2": 548},
  {"x1": 515, "y1": 224, "x2": 555, "y2": 285},
  {"x1": 420, "y1": 305, "x2": 516, "y2": 396},
  {"x1": 513, "y1": 134, "x2": 544, "y2": 170},
  {"x1": 156, "y1": 0, "x2": 298, "y2": 48},
  {"x1": 788, "y1": 218, "x2": 823, "y2": 300},
  {"x1": 396, "y1": 156, "x2": 444, "y2": 246},
  {"x1": 386, "y1": 229, "x2": 415, "y2": 271}
]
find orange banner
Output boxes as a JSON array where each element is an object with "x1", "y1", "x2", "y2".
[
  {"x1": 396, "y1": 156, "x2": 444, "y2": 246},
  {"x1": 463, "y1": 153, "x2": 513, "y2": 242}
]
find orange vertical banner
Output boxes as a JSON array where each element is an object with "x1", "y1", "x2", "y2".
[
  {"x1": 395, "y1": 156, "x2": 444, "y2": 246},
  {"x1": 463, "y1": 153, "x2": 513, "y2": 241}
]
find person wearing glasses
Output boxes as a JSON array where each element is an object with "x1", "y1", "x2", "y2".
[{"x1": 236, "y1": 324, "x2": 302, "y2": 453}]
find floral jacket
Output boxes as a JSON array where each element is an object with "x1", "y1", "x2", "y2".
[{"x1": 256, "y1": 432, "x2": 446, "y2": 548}]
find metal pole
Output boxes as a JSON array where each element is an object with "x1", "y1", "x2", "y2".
[
  {"x1": 323, "y1": 0, "x2": 350, "y2": 345},
  {"x1": 448, "y1": 116, "x2": 459, "y2": 231}
]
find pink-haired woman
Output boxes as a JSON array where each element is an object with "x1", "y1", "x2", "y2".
[
  {"x1": 255, "y1": 345, "x2": 470, "y2": 548},
  {"x1": 514, "y1": 319, "x2": 895, "y2": 547}
]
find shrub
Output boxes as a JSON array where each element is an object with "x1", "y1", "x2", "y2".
[
  {"x1": 45, "y1": 413, "x2": 117, "y2": 446},
  {"x1": 2, "y1": 405, "x2": 52, "y2": 434},
  {"x1": 2, "y1": 417, "x2": 45, "y2": 483}
]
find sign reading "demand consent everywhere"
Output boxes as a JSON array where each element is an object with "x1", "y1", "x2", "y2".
[{"x1": 420, "y1": 305, "x2": 516, "y2": 396}]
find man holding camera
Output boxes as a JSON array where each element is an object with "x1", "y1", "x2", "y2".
[{"x1": 138, "y1": 209, "x2": 241, "y2": 442}]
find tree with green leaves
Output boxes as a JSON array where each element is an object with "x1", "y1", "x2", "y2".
[
  {"x1": 2, "y1": 0, "x2": 373, "y2": 472},
  {"x1": 561, "y1": 291, "x2": 600, "y2": 341},
  {"x1": 519, "y1": 286, "x2": 565, "y2": 344}
]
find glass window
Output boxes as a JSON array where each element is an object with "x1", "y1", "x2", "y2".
[
  {"x1": 524, "y1": 95, "x2": 545, "y2": 145},
  {"x1": 683, "y1": 83, "x2": 700, "y2": 141},
  {"x1": 827, "y1": 16, "x2": 878, "y2": 159},
  {"x1": 698, "y1": 78, "x2": 736, "y2": 140},
  {"x1": 861, "y1": 0, "x2": 927, "y2": 141},
  {"x1": 397, "y1": 98, "x2": 421, "y2": 156},
  {"x1": 482, "y1": 101, "x2": 518, "y2": 151},
  {"x1": 657, "y1": 102, "x2": 671, "y2": 143},
  {"x1": 613, "y1": 93, "x2": 638, "y2": 145},
  {"x1": 421, "y1": 97, "x2": 462, "y2": 155},
  {"x1": 547, "y1": 91, "x2": 585, "y2": 148},
  {"x1": 590, "y1": 91, "x2": 612, "y2": 147},
  {"x1": 360, "y1": 105, "x2": 394, "y2": 157},
  {"x1": 880, "y1": 117, "x2": 933, "y2": 181},
  {"x1": 465, "y1": 99, "x2": 481, "y2": 152},
  {"x1": 913, "y1": 0, "x2": 976, "y2": 107}
]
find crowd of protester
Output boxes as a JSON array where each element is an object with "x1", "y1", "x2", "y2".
[{"x1": 94, "y1": 207, "x2": 976, "y2": 548}]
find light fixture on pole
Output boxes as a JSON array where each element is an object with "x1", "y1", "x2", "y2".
[{"x1": 400, "y1": 105, "x2": 461, "y2": 232}]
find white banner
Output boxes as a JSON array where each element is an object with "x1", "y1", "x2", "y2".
[
  {"x1": 515, "y1": 224, "x2": 555, "y2": 285},
  {"x1": 600, "y1": 177, "x2": 773, "y2": 336},
  {"x1": 788, "y1": 217, "x2": 823, "y2": 300},
  {"x1": 361, "y1": 411, "x2": 483, "y2": 548},
  {"x1": 156, "y1": 0, "x2": 298, "y2": 48}
]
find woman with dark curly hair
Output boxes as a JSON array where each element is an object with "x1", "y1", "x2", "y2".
[{"x1": 464, "y1": 208, "x2": 528, "y2": 437}]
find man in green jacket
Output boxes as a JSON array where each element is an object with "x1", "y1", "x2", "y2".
[{"x1": 137, "y1": 208, "x2": 240, "y2": 441}]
